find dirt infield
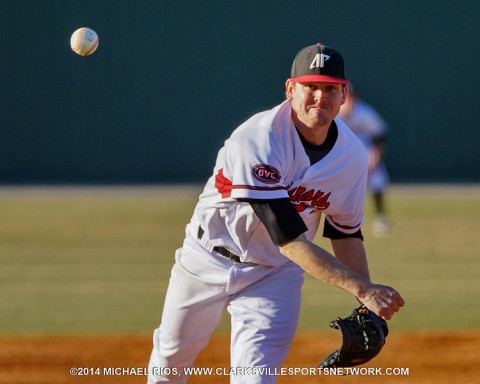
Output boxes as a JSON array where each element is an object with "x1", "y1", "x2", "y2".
[{"x1": 1, "y1": 331, "x2": 479, "y2": 384}]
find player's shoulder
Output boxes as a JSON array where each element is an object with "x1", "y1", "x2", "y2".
[{"x1": 229, "y1": 100, "x2": 292, "y2": 143}]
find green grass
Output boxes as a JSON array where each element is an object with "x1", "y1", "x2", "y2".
[
  {"x1": 305, "y1": 186, "x2": 480, "y2": 331},
  {"x1": 0, "y1": 185, "x2": 479, "y2": 334},
  {"x1": 0, "y1": 187, "x2": 199, "y2": 334}
]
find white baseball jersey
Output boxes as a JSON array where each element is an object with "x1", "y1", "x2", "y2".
[
  {"x1": 189, "y1": 99, "x2": 368, "y2": 267},
  {"x1": 148, "y1": 100, "x2": 370, "y2": 384}
]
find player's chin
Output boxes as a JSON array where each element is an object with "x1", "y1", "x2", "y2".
[
  {"x1": 309, "y1": 112, "x2": 331, "y2": 127},
  {"x1": 309, "y1": 107, "x2": 331, "y2": 118}
]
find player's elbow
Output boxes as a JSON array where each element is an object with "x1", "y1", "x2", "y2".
[{"x1": 278, "y1": 234, "x2": 308, "y2": 260}]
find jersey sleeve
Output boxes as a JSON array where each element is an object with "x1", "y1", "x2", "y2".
[
  {"x1": 218, "y1": 127, "x2": 291, "y2": 201},
  {"x1": 324, "y1": 142, "x2": 368, "y2": 236},
  {"x1": 243, "y1": 198, "x2": 308, "y2": 245},
  {"x1": 323, "y1": 218, "x2": 363, "y2": 240}
]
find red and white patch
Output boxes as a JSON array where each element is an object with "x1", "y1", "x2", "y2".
[{"x1": 252, "y1": 164, "x2": 281, "y2": 184}]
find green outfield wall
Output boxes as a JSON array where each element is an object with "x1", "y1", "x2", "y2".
[{"x1": 1, "y1": 0, "x2": 479, "y2": 183}]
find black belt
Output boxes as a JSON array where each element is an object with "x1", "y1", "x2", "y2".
[{"x1": 197, "y1": 226, "x2": 242, "y2": 263}]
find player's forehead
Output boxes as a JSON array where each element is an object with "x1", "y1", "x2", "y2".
[{"x1": 295, "y1": 81, "x2": 344, "y2": 88}]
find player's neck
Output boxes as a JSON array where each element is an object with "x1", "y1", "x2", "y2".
[
  {"x1": 291, "y1": 110, "x2": 332, "y2": 146},
  {"x1": 294, "y1": 121, "x2": 330, "y2": 146}
]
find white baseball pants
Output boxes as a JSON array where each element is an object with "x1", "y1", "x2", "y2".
[{"x1": 147, "y1": 233, "x2": 304, "y2": 384}]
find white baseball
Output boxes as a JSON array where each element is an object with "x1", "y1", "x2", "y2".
[{"x1": 70, "y1": 27, "x2": 99, "y2": 56}]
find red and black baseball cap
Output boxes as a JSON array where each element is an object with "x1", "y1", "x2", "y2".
[{"x1": 289, "y1": 43, "x2": 350, "y2": 85}]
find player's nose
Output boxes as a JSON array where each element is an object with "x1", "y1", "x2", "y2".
[{"x1": 313, "y1": 89, "x2": 326, "y2": 102}]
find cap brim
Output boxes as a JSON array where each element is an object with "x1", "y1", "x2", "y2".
[{"x1": 288, "y1": 75, "x2": 350, "y2": 85}]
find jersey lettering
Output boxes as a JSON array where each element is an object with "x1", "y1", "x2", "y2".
[{"x1": 288, "y1": 185, "x2": 331, "y2": 212}]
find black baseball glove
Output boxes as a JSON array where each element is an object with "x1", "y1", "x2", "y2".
[{"x1": 319, "y1": 305, "x2": 389, "y2": 368}]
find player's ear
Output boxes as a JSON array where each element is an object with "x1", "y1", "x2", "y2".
[
  {"x1": 340, "y1": 85, "x2": 348, "y2": 105},
  {"x1": 285, "y1": 80, "x2": 294, "y2": 100}
]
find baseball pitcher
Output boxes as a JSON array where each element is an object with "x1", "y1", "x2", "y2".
[{"x1": 147, "y1": 43, "x2": 404, "y2": 384}]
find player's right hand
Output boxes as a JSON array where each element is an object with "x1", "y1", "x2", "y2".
[{"x1": 359, "y1": 283, "x2": 404, "y2": 320}]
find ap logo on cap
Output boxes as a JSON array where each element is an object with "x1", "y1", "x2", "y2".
[{"x1": 310, "y1": 53, "x2": 331, "y2": 69}]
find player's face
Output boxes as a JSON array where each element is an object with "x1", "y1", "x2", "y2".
[{"x1": 287, "y1": 82, "x2": 346, "y2": 130}]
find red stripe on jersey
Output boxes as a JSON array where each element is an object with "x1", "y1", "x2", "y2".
[
  {"x1": 215, "y1": 169, "x2": 233, "y2": 198},
  {"x1": 327, "y1": 215, "x2": 362, "y2": 231},
  {"x1": 215, "y1": 169, "x2": 288, "y2": 198},
  {"x1": 233, "y1": 185, "x2": 288, "y2": 192}
]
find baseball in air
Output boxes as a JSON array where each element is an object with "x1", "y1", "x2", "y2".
[{"x1": 70, "y1": 27, "x2": 99, "y2": 56}]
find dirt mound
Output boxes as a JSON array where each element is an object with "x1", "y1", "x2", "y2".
[{"x1": 1, "y1": 331, "x2": 478, "y2": 383}]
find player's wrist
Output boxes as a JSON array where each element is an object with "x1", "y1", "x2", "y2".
[{"x1": 351, "y1": 278, "x2": 371, "y2": 301}]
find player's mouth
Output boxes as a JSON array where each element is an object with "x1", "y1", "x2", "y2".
[{"x1": 308, "y1": 105, "x2": 328, "y2": 112}]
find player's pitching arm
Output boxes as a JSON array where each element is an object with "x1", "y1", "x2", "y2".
[
  {"x1": 330, "y1": 237, "x2": 370, "y2": 281},
  {"x1": 279, "y1": 235, "x2": 404, "y2": 320}
]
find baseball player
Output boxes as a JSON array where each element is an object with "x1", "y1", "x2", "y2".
[
  {"x1": 147, "y1": 43, "x2": 404, "y2": 384},
  {"x1": 338, "y1": 87, "x2": 393, "y2": 237}
]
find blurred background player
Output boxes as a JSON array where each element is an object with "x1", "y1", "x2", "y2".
[{"x1": 338, "y1": 87, "x2": 393, "y2": 237}]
